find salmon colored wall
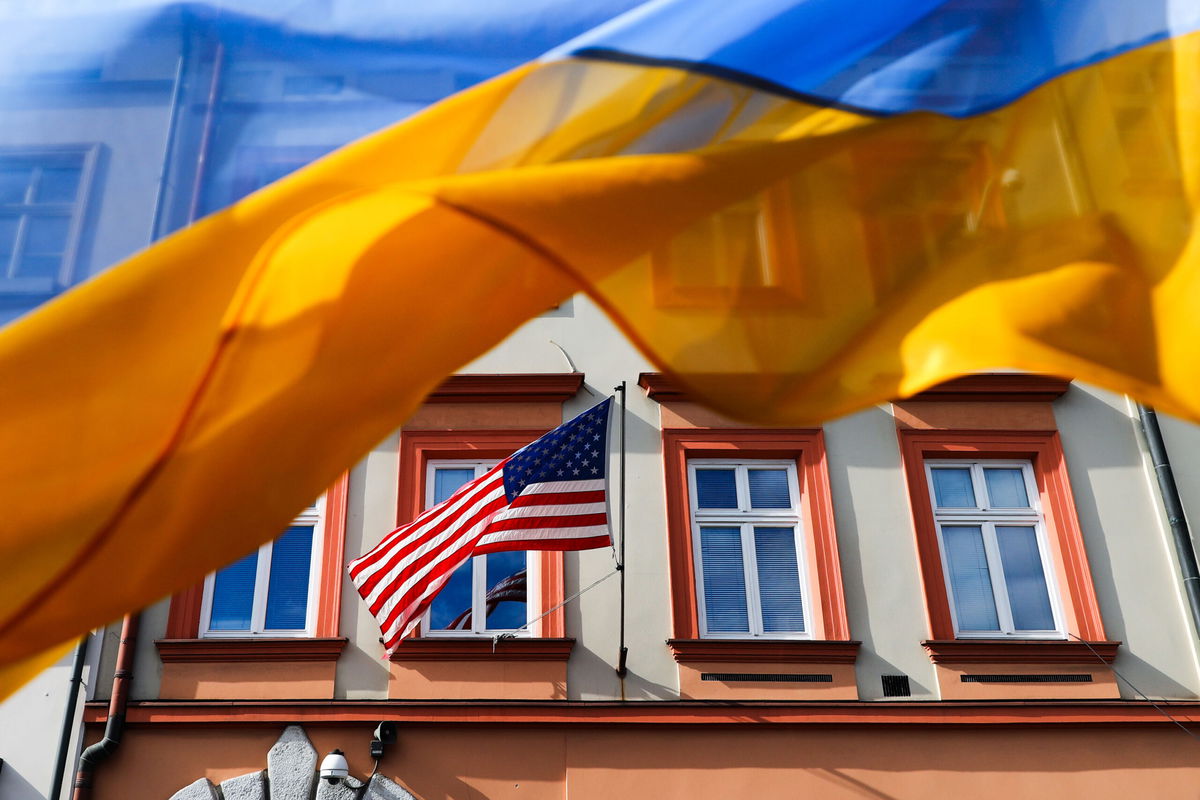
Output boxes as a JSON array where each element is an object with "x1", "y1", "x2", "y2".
[
  {"x1": 388, "y1": 660, "x2": 567, "y2": 700},
  {"x1": 158, "y1": 661, "x2": 335, "y2": 700},
  {"x1": 892, "y1": 400, "x2": 1057, "y2": 430},
  {"x1": 932, "y1": 662, "x2": 1118, "y2": 700},
  {"x1": 91, "y1": 724, "x2": 1200, "y2": 800},
  {"x1": 405, "y1": 402, "x2": 562, "y2": 430},
  {"x1": 676, "y1": 662, "x2": 857, "y2": 700}
]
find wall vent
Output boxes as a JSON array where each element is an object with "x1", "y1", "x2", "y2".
[
  {"x1": 881, "y1": 674, "x2": 911, "y2": 697},
  {"x1": 701, "y1": 672, "x2": 833, "y2": 683},
  {"x1": 961, "y1": 673, "x2": 1093, "y2": 684}
]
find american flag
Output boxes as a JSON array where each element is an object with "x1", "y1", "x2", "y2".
[
  {"x1": 447, "y1": 568, "x2": 527, "y2": 631},
  {"x1": 350, "y1": 398, "x2": 612, "y2": 652}
]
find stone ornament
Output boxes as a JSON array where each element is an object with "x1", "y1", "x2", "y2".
[{"x1": 167, "y1": 725, "x2": 417, "y2": 800}]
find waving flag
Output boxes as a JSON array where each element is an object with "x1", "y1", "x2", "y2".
[
  {"x1": 3, "y1": 0, "x2": 1200, "y2": 690},
  {"x1": 351, "y1": 400, "x2": 611, "y2": 651}
]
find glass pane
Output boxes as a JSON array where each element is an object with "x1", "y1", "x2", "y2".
[
  {"x1": 36, "y1": 166, "x2": 82, "y2": 203},
  {"x1": 428, "y1": 560, "x2": 474, "y2": 631},
  {"x1": 208, "y1": 550, "x2": 258, "y2": 631},
  {"x1": 484, "y1": 551, "x2": 527, "y2": 631},
  {"x1": 699, "y1": 526, "x2": 749, "y2": 632},
  {"x1": 942, "y1": 525, "x2": 1000, "y2": 631},
  {"x1": 984, "y1": 468, "x2": 1031, "y2": 508},
  {"x1": 14, "y1": 254, "x2": 61, "y2": 279},
  {"x1": 748, "y1": 469, "x2": 791, "y2": 509},
  {"x1": 0, "y1": 164, "x2": 32, "y2": 203},
  {"x1": 754, "y1": 526, "x2": 805, "y2": 632},
  {"x1": 264, "y1": 524, "x2": 314, "y2": 630},
  {"x1": 931, "y1": 467, "x2": 976, "y2": 508},
  {"x1": 695, "y1": 468, "x2": 738, "y2": 508},
  {"x1": 23, "y1": 215, "x2": 69, "y2": 255},
  {"x1": 433, "y1": 467, "x2": 477, "y2": 506},
  {"x1": 997, "y1": 525, "x2": 1056, "y2": 631},
  {"x1": 0, "y1": 216, "x2": 17, "y2": 262}
]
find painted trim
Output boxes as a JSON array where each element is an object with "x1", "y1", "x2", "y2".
[
  {"x1": 164, "y1": 473, "x2": 350, "y2": 640},
  {"x1": 668, "y1": 639, "x2": 860, "y2": 664},
  {"x1": 396, "y1": 429, "x2": 565, "y2": 639},
  {"x1": 922, "y1": 640, "x2": 1120, "y2": 664},
  {"x1": 897, "y1": 430, "x2": 1106, "y2": 643},
  {"x1": 155, "y1": 637, "x2": 346, "y2": 663},
  {"x1": 639, "y1": 372, "x2": 688, "y2": 402},
  {"x1": 388, "y1": 638, "x2": 575, "y2": 662},
  {"x1": 84, "y1": 700, "x2": 1200, "y2": 728},
  {"x1": 661, "y1": 428, "x2": 850, "y2": 642},
  {"x1": 902, "y1": 374, "x2": 1071, "y2": 403},
  {"x1": 426, "y1": 373, "x2": 583, "y2": 404}
]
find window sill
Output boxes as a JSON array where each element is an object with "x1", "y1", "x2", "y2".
[
  {"x1": 668, "y1": 639, "x2": 861, "y2": 664},
  {"x1": 388, "y1": 637, "x2": 575, "y2": 662},
  {"x1": 922, "y1": 639, "x2": 1120, "y2": 664},
  {"x1": 155, "y1": 637, "x2": 347, "y2": 663}
]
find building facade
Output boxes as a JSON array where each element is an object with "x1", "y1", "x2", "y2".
[{"x1": 4, "y1": 8, "x2": 1200, "y2": 800}]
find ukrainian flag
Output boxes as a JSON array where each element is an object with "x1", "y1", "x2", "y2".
[{"x1": 2, "y1": 1, "x2": 1199, "y2": 688}]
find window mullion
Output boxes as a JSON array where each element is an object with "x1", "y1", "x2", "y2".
[
  {"x1": 251, "y1": 542, "x2": 273, "y2": 634},
  {"x1": 472, "y1": 555, "x2": 486, "y2": 635},
  {"x1": 741, "y1": 521, "x2": 764, "y2": 635},
  {"x1": 980, "y1": 521, "x2": 1015, "y2": 634}
]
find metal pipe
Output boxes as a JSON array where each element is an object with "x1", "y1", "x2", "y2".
[
  {"x1": 71, "y1": 614, "x2": 139, "y2": 800},
  {"x1": 1138, "y1": 404, "x2": 1200, "y2": 638},
  {"x1": 49, "y1": 634, "x2": 90, "y2": 800},
  {"x1": 615, "y1": 381, "x2": 628, "y2": 678}
]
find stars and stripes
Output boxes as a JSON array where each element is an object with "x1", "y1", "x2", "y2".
[{"x1": 350, "y1": 398, "x2": 613, "y2": 652}]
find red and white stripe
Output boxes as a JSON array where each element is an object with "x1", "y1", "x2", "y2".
[{"x1": 350, "y1": 465, "x2": 609, "y2": 652}]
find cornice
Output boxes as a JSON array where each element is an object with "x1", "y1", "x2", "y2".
[
  {"x1": 668, "y1": 639, "x2": 861, "y2": 664},
  {"x1": 388, "y1": 637, "x2": 575, "y2": 662},
  {"x1": 155, "y1": 637, "x2": 347, "y2": 663},
  {"x1": 426, "y1": 374, "x2": 584, "y2": 404},
  {"x1": 901, "y1": 374, "x2": 1072, "y2": 403}
]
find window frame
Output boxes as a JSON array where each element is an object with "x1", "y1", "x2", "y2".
[
  {"x1": 688, "y1": 459, "x2": 811, "y2": 639},
  {"x1": 197, "y1": 496, "x2": 326, "y2": 639},
  {"x1": 897, "y1": 429, "x2": 1106, "y2": 644},
  {"x1": 421, "y1": 458, "x2": 539, "y2": 638},
  {"x1": 924, "y1": 459, "x2": 1065, "y2": 639}
]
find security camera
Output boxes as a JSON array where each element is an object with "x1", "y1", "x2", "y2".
[
  {"x1": 370, "y1": 721, "x2": 397, "y2": 760},
  {"x1": 320, "y1": 750, "x2": 350, "y2": 785}
]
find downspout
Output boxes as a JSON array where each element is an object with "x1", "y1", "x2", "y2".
[
  {"x1": 49, "y1": 634, "x2": 90, "y2": 800},
  {"x1": 1138, "y1": 404, "x2": 1200, "y2": 638},
  {"x1": 71, "y1": 614, "x2": 139, "y2": 800}
]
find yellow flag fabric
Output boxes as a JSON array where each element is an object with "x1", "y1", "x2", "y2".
[{"x1": 2, "y1": 32, "x2": 1200, "y2": 694}]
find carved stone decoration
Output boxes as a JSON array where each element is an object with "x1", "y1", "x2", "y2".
[{"x1": 167, "y1": 725, "x2": 418, "y2": 800}]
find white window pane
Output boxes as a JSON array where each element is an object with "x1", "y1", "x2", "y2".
[
  {"x1": 433, "y1": 467, "x2": 476, "y2": 505},
  {"x1": 984, "y1": 468, "x2": 1031, "y2": 508},
  {"x1": 264, "y1": 524, "x2": 314, "y2": 630},
  {"x1": 484, "y1": 551, "x2": 527, "y2": 631},
  {"x1": 942, "y1": 525, "x2": 1000, "y2": 631},
  {"x1": 748, "y1": 469, "x2": 791, "y2": 509},
  {"x1": 428, "y1": 560, "x2": 474, "y2": 631},
  {"x1": 695, "y1": 469, "x2": 738, "y2": 508},
  {"x1": 209, "y1": 551, "x2": 258, "y2": 631},
  {"x1": 699, "y1": 526, "x2": 749, "y2": 632},
  {"x1": 996, "y1": 525, "x2": 1056, "y2": 631},
  {"x1": 754, "y1": 526, "x2": 805, "y2": 633},
  {"x1": 931, "y1": 468, "x2": 976, "y2": 508}
]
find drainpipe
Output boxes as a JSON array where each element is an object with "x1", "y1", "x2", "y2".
[
  {"x1": 1138, "y1": 404, "x2": 1200, "y2": 638},
  {"x1": 49, "y1": 634, "x2": 90, "y2": 800},
  {"x1": 71, "y1": 614, "x2": 139, "y2": 800}
]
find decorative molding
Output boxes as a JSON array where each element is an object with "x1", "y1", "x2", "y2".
[
  {"x1": 901, "y1": 374, "x2": 1072, "y2": 403},
  {"x1": 388, "y1": 637, "x2": 575, "y2": 662},
  {"x1": 427, "y1": 373, "x2": 584, "y2": 404},
  {"x1": 638, "y1": 372, "x2": 688, "y2": 402},
  {"x1": 155, "y1": 637, "x2": 347, "y2": 663},
  {"x1": 87, "y1": 699, "x2": 1200, "y2": 728},
  {"x1": 922, "y1": 640, "x2": 1120, "y2": 665},
  {"x1": 668, "y1": 639, "x2": 861, "y2": 664}
]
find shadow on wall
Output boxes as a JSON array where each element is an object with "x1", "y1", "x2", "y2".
[{"x1": 0, "y1": 762, "x2": 47, "y2": 800}]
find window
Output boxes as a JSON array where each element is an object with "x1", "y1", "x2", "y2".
[
  {"x1": 926, "y1": 460, "x2": 1062, "y2": 637},
  {"x1": 199, "y1": 498, "x2": 325, "y2": 638},
  {"x1": 0, "y1": 147, "x2": 95, "y2": 292},
  {"x1": 423, "y1": 461, "x2": 532, "y2": 636},
  {"x1": 689, "y1": 460, "x2": 809, "y2": 638}
]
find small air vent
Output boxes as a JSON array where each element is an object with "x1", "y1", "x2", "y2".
[
  {"x1": 881, "y1": 674, "x2": 911, "y2": 697},
  {"x1": 701, "y1": 672, "x2": 833, "y2": 683},
  {"x1": 961, "y1": 674, "x2": 1093, "y2": 684}
]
